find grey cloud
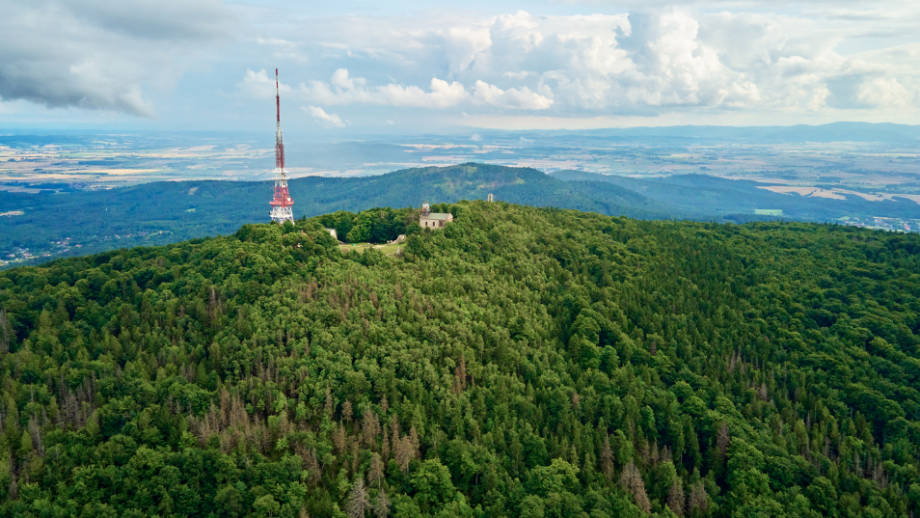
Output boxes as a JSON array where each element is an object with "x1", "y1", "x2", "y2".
[
  {"x1": 825, "y1": 73, "x2": 870, "y2": 108},
  {"x1": 71, "y1": 0, "x2": 236, "y2": 40},
  {"x1": 823, "y1": 67, "x2": 899, "y2": 109},
  {"x1": 0, "y1": 0, "x2": 236, "y2": 116}
]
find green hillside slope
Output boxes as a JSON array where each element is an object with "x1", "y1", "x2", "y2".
[
  {"x1": 0, "y1": 164, "x2": 676, "y2": 268},
  {"x1": 1, "y1": 203, "x2": 919, "y2": 517}
]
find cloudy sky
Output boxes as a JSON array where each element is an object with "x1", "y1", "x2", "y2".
[{"x1": 1, "y1": 0, "x2": 919, "y2": 133}]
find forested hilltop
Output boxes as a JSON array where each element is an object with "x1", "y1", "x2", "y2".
[
  {"x1": 1, "y1": 202, "x2": 919, "y2": 518},
  {"x1": 8, "y1": 162, "x2": 918, "y2": 269},
  {"x1": 0, "y1": 164, "x2": 675, "y2": 268}
]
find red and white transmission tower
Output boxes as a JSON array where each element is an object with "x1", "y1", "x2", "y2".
[{"x1": 269, "y1": 68, "x2": 294, "y2": 224}]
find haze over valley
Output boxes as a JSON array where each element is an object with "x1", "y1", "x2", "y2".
[{"x1": 3, "y1": 123, "x2": 920, "y2": 267}]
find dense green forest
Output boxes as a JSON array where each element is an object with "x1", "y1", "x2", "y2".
[
  {"x1": 1, "y1": 201, "x2": 920, "y2": 517},
  {"x1": 8, "y1": 162, "x2": 917, "y2": 269}
]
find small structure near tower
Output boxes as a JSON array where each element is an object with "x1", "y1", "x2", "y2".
[
  {"x1": 269, "y1": 68, "x2": 294, "y2": 224},
  {"x1": 419, "y1": 202, "x2": 453, "y2": 229}
]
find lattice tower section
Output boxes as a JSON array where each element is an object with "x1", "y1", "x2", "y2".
[{"x1": 269, "y1": 68, "x2": 294, "y2": 224}]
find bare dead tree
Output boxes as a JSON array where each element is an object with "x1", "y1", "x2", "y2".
[
  {"x1": 373, "y1": 489, "x2": 390, "y2": 518},
  {"x1": 395, "y1": 436, "x2": 412, "y2": 473},
  {"x1": 346, "y1": 479, "x2": 370, "y2": 518},
  {"x1": 362, "y1": 408, "x2": 380, "y2": 448},
  {"x1": 368, "y1": 453, "x2": 385, "y2": 490},
  {"x1": 619, "y1": 461, "x2": 650, "y2": 513},
  {"x1": 688, "y1": 481, "x2": 709, "y2": 514},
  {"x1": 667, "y1": 478, "x2": 685, "y2": 516},
  {"x1": 600, "y1": 436, "x2": 615, "y2": 482}
]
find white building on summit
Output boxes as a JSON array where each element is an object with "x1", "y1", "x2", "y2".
[{"x1": 419, "y1": 202, "x2": 453, "y2": 229}]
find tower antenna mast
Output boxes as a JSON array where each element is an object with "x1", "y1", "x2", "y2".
[{"x1": 269, "y1": 68, "x2": 295, "y2": 224}]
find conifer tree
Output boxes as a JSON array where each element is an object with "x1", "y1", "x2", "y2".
[
  {"x1": 619, "y1": 461, "x2": 651, "y2": 513},
  {"x1": 347, "y1": 479, "x2": 370, "y2": 518},
  {"x1": 600, "y1": 435, "x2": 615, "y2": 481}
]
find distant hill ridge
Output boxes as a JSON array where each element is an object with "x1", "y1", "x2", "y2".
[
  {"x1": 2, "y1": 162, "x2": 919, "y2": 268},
  {"x1": 561, "y1": 121, "x2": 920, "y2": 143},
  {"x1": 550, "y1": 170, "x2": 920, "y2": 222},
  {"x1": 0, "y1": 164, "x2": 676, "y2": 267}
]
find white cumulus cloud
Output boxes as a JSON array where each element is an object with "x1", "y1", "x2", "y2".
[
  {"x1": 299, "y1": 69, "x2": 470, "y2": 108},
  {"x1": 304, "y1": 105, "x2": 346, "y2": 128},
  {"x1": 473, "y1": 80, "x2": 553, "y2": 109},
  {"x1": 243, "y1": 5, "x2": 920, "y2": 122}
]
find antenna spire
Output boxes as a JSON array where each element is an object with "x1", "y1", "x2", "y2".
[
  {"x1": 269, "y1": 68, "x2": 294, "y2": 224},
  {"x1": 273, "y1": 68, "x2": 285, "y2": 172}
]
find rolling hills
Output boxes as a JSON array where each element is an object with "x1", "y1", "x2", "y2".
[
  {"x1": 0, "y1": 164, "x2": 677, "y2": 266},
  {"x1": 2, "y1": 163, "x2": 919, "y2": 269},
  {"x1": 550, "y1": 170, "x2": 920, "y2": 222}
]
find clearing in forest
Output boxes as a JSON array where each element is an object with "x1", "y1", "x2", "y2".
[{"x1": 338, "y1": 242, "x2": 402, "y2": 256}]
